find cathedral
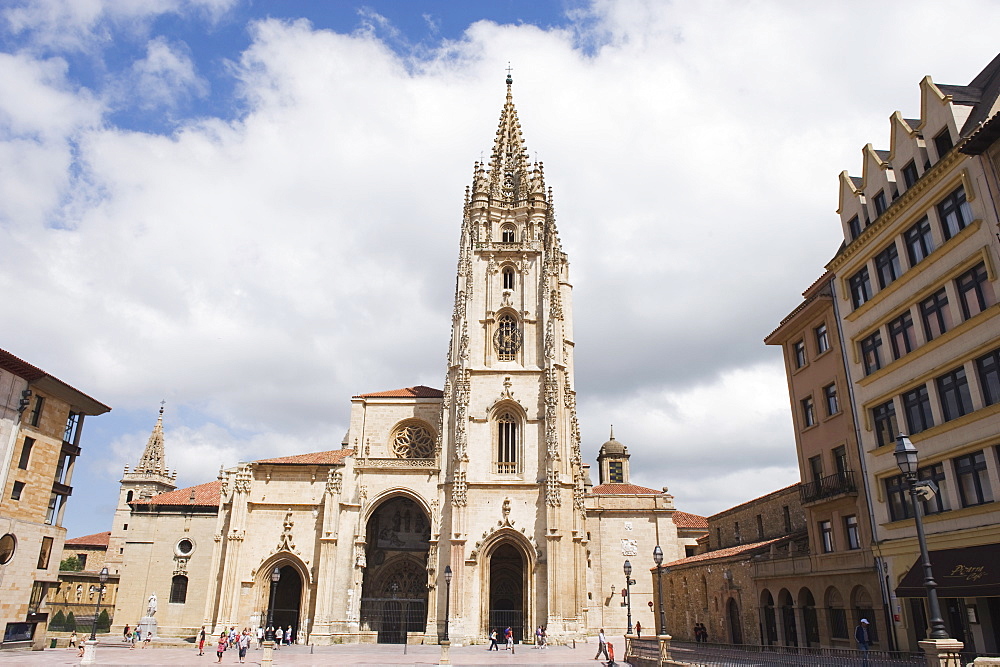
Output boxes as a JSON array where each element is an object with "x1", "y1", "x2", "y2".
[{"x1": 104, "y1": 76, "x2": 707, "y2": 645}]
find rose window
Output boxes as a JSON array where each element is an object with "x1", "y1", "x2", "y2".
[{"x1": 391, "y1": 423, "x2": 435, "y2": 459}]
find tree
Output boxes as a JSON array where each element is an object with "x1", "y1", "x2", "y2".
[
  {"x1": 65, "y1": 611, "x2": 77, "y2": 632},
  {"x1": 50, "y1": 610, "x2": 66, "y2": 631},
  {"x1": 59, "y1": 556, "x2": 83, "y2": 571},
  {"x1": 97, "y1": 609, "x2": 111, "y2": 632}
]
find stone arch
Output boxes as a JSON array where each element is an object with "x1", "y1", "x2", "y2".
[
  {"x1": 825, "y1": 586, "x2": 847, "y2": 640},
  {"x1": 798, "y1": 587, "x2": 819, "y2": 647},
  {"x1": 777, "y1": 588, "x2": 797, "y2": 646},
  {"x1": 760, "y1": 588, "x2": 777, "y2": 646},
  {"x1": 479, "y1": 531, "x2": 535, "y2": 644},
  {"x1": 255, "y1": 551, "x2": 310, "y2": 636},
  {"x1": 727, "y1": 596, "x2": 743, "y2": 644},
  {"x1": 850, "y1": 584, "x2": 877, "y2": 642},
  {"x1": 488, "y1": 399, "x2": 526, "y2": 475},
  {"x1": 363, "y1": 488, "x2": 432, "y2": 525},
  {"x1": 387, "y1": 419, "x2": 437, "y2": 459}
]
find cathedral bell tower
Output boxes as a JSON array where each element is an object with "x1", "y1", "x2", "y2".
[{"x1": 438, "y1": 74, "x2": 588, "y2": 642}]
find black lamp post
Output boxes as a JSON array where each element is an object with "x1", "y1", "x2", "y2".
[
  {"x1": 444, "y1": 565, "x2": 453, "y2": 641},
  {"x1": 653, "y1": 546, "x2": 666, "y2": 635},
  {"x1": 266, "y1": 567, "x2": 281, "y2": 642},
  {"x1": 894, "y1": 435, "x2": 948, "y2": 640},
  {"x1": 88, "y1": 567, "x2": 109, "y2": 641},
  {"x1": 624, "y1": 560, "x2": 634, "y2": 635}
]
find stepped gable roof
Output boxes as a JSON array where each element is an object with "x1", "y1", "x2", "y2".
[
  {"x1": 875, "y1": 149, "x2": 892, "y2": 161},
  {"x1": 0, "y1": 347, "x2": 110, "y2": 414},
  {"x1": 672, "y1": 511, "x2": 709, "y2": 529},
  {"x1": 590, "y1": 483, "x2": 661, "y2": 495},
  {"x1": 662, "y1": 536, "x2": 785, "y2": 567},
  {"x1": 257, "y1": 449, "x2": 354, "y2": 466},
  {"x1": 354, "y1": 386, "x2": 442, "y2": 399},
  {"x1": 133, "y1": 480, "x2": 222, "y2": 507},
  {"x1": 849, "y1": 176, "x2": 864, "y2": 189},
  {"x1": 938, "y1": 83, "x2": 982, "y2": 106},
  {"x1": 65, "y1": 531, "x2": 111, "y2": 547}
]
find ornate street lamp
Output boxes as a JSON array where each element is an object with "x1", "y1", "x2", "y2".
[
  {"x1": 894, "y1": 435, "x2": 949, "y2": 639},
  {"x1": 443, "y1": 565, "x2": 453, "y2": 641},
  {"x1": 88, "y1": 567, "x2": 109, "y2": 641},
  {"x1": 624, "y1": 560, "x2": 634, "y2": 635},
  {"x1": 653, "y1": 546, "x2": 666, "y2": 635},
  {"x1": 267, "y1": 567, "x2": 281, "y2": 641}
]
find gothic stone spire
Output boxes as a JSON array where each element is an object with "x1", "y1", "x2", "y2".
[{"x1": 135, "y1": 404, "x2": 169, "y2": 477}]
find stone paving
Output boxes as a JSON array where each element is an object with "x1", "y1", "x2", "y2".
[{"x1": 0, "y1": 639, "x2": 633, "y2": 666}]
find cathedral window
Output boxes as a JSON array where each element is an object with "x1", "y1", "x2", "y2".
[
  {"x1": 501, "y1": 224, "x2": 516, "y2": 243},
  {"x1": 609, "y1": 461, "x2": 623, "y2": 483},
  {"x1": 494, "y1": 314, "x2": 522, "y2": 361},
  {"x1": 496, "y1": 413, "x2": 519, "y2": 474},
  {"x1": 170, "y1": 575, "x2": 188, "y2": 604},
  {"x1": 390, "y1": 421, "x2": 435, "y2": 459},
  {"x1": 502, "y1": 267, "x2": 515, "y2": 290}
]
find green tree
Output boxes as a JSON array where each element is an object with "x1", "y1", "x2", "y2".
[
  {"x1": 97, "y1": 609, "x2": 111, "y2": 632},
  {"x1": 50, "y1": 610, "x2": 66, "y2": 631},
  {"x1": 65, "y1": 611, "x2": 77, "y2": 632},
  {"x1": 59, "y1": 556, "x2": 83, "y2": 571}
]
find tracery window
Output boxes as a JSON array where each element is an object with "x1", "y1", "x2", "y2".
[
  {"x1": 494, "y1": 314, "x2": 522, "y2": 361},
  {"x1": 501, "y1": 225, "x2": 516, "y2": 243},
  {"x1": 390, "y1": 421, "x2": 435, "y2": 459},
  {"x1": 502, "y1": 267, "x2": 515, "y2": 290},
  {"x1": 496, "y1": 412, "x2": 518, "y2": 474}
]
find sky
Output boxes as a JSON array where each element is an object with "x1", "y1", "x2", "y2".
[{"x1": 2, "y1": 0, "x2": 999, "y2": 540}]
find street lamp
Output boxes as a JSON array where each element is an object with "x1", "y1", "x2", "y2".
[
  {"x1": 624, "y1": 560, "x2": 634, "y2": 635},
  {"x1": 653, "y1": 546, "x2": 666, "y2": 636},
  {"x1": 894, "y1": 435, "x2": 948, "y2": 640},
  {"x1": 267, "y1": 567, "x2": 281, "y2": 641},
  {"x1": 443, "y1": 565, "x2": 453, "y2": 641},
  {"x1": 88, "y1": 567, "x2": 109, "y2": 641}
]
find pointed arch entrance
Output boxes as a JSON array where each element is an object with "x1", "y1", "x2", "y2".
[
  {"x1": 359, "y1": 495, "x2": 430, "y2": 643},
  {"x1": 268, "y1": 564, "x2": 302, "y2": 633},
  {"x1": 487, "y1": 542, "x2": 527, "y2": 644}
]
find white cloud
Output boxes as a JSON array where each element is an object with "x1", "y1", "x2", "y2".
[
  {"x1": 2, "y1": 2, "x2": 1000, "y2": 536},
  {"x1": 128, "y1": 37, "x2": 208, "y2": 110}
]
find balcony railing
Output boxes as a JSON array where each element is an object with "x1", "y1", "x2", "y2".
[
  {"x1": 800, "y1": 471, "x2": 856, "y2": 504},
  {"x1": 495, "y1": 462, "x2": 518, "y2": 474}
]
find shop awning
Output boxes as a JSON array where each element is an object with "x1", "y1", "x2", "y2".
[{"x1": 895, "y1": 543, "x2": 1000, "y2": 598}]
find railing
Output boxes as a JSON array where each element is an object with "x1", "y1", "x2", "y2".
[
  {"x1": 360, "y1": 458, "x2": 437, "y2": 469},
  {"x1": 669, "y1": 641, "x2": 924, "y2": 666},
  {"x1": 800, "y1": 471, "x2": 857, "y2": 503},
  {"x1": 495, "y1": 462, "x2": 517, "y2": 474}
]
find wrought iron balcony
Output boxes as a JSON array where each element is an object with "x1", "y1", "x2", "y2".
[{"x1": 799, "y1": 471, "x2": 856, "y2": 504}]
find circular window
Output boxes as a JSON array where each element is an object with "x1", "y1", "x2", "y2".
[
  {"x1": 175, "y1": 538, "x2": 194, "y2": 556},
  {"x1": 390, "y1": 422, "x2": 435, "y2": 459},
  {"x1": 0, "y1": 534, "x2": 16, "y2": 564}
]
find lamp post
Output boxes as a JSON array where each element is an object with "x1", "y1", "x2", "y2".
[
  {"x1": 80, "y1": 567, "x2": 109, "y2": 664},
  {"x1": 262, "y1": 567, "x2": 281, "y2": 667},
  {"x1": 440, "y1": 565, "x2": 453, "y2": 665},
  {"x1": 894, "y1": 435, "x2": 949, "y2": 639},
  {"x1": 624, "y1": 560, "x2": 634, "y2": 635},
  {"x1": 653, "y1": 546, "x2": 666, "y2": 636}
]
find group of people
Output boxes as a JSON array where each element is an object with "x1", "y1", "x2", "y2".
[
  {"x1": 533, "y1": 626, "x2": 547, "y2": 648},
  {"x1": 487, "y1": 626, "x2": 514, "y2": 651},
  {"x1": 693, "y1": 622, "x2": 708, "y2": 642},
  {"x1": 121, "y1": 623, "x2": 151, "y2": 649},
  {"x1": 211, "y1": 627, "x2": 254, "y2": 663}
]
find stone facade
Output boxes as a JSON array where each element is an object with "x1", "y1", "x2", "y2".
[
  {"x1": 102, "y1": 79, "x2": 707, "y2": 647},
  {"x1": 0, "y1": 348, "x2": 110, "y2": 649}
]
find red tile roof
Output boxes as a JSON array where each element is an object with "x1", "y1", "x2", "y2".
[
  {"x1": 354, "y1": 386, "x2": 443, "y2": 399},
  {"x1": 662, "y1": 536, "x2": 785, "y2": 567},
  {"x1": 0, "y1": 347, "x2": 110, "y2": 414},
  {"x1": 256, "y1": 449, "x2": 354, "y2": 465},
  {"x1": 590, "y1": 483, "x2": 662, "y2": 495},
  {"x1": 672, "y1": 511, "x2": 709, "y2": 529},
  {"x1": 133, "y1": 481, "x2": 222, "y2": 507},
  {"x1": 65, "y1": 531, "x2": 111, "y2": 547}
]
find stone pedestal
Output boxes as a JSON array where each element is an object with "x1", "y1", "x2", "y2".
[
  {"x1": 138, "y1": 616, "x2": 157, "y2": 640},
  {"x1": 438, "y1": 639, "x2": 451, "y2": 665},
  {"x1": 261, "y1": 640, "x2": 275, "y2": 667},
  {"x1": 79, "y1": 639, "x2": 98, "y2": 665},
  {"x1": 919, "y1": 638, "x2": 964, "y2": 667}
]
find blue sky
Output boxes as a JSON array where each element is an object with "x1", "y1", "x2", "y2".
[{"x1": 3, "y1": 0, "x2": 1000, "y2": 540}]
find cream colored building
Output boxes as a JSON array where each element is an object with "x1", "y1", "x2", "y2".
[
  {"x1": 828, "y1": 54, "x2": 1000, "y2": 653},
  {"x1": 105, "y1": 78, "x2": 706, "y2": 645}
]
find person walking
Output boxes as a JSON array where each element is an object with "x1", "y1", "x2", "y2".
[
  {"x1": 535, "y1": 626, "x2": 543, "y2": 648},
  {"x1": 594, "y1": 628, "x2": 609, "y2": 661},
  {"x1": 488, "y1": 628, "x2": 499, "y2": 650},
  {"x1": 256, "y1": 626, "x2": 263, "y2": 649},
  {"x1": 198, "y1": 627, "x2": 206, "y2": 655},
  {"x1": 284, "y1": 625, "x2": 292, "y2": 645},
  {"x1": 635, "y1": 621, "x2": 641, "y2": 638},
  {"x1": 215, "y1": 633, "x2": 226, "y2": 663},
  {"x1": 237, "y1": 629, "x2": 250, "y2": 663},
  {"x1": 855, "y1": 618, "x2": 871, "y2": 666},
  {"x1": 540, "y1": 626, "x2": 547, "y2": 649},
  {"x1": 505, "y1": 626, "x2": 513, "y2": 652},
  {"x1": 68, "y1": 631, "x2": 78, "y2": 649},
  {"x1": 122, "y1": 624, "x2": 130, "y2": 643}
]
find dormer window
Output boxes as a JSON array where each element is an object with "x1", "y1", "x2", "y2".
[
  {"x1": 873, "y1": 190, "x2": 887, "y2": 217},
  {"x1": 933, "y1": 128, "x2": 953, "y2": 160},
  {"x1": 502, "y1": 267, "x2": 515, "y2": 290},
  {"x1": 501, "y1": 224, "x2": 516, "y2": 243},
  {"x1": 902, "y1": 161, "x2": 918, "y2": 189},
  {"x1": 847, "y1": 215, "x2": 861, "y2": 241}
]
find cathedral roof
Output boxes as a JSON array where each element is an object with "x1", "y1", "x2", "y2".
[
  {"x1": 133, "y1": 480, "x2": 222, "y2": 507},
  {"x1": 590, "y1": 483, "x2": 661, "y2": 495},
  {"x1": 354, "y1": 386, "x2": 443, "y2": 399},
  {"x1": 672, "y1": 511, "x2": 709, "y2": 529},
  {"x1": 65, "y1": 531, "x2": 111, "y2": 547},
  {"x1": 256, "y1": 449, "x2": 354, "y2": 465}
]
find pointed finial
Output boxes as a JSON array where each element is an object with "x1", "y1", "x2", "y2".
[
  {"x1": 610, "y1": 425, "x2": 615, "y2": 440},
  {"x1": 506, "y1": 62, "x2": 513, "y2": 86}
]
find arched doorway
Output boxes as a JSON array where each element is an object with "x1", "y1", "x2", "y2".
[
  {"x1": 360, "y1": 496, "x2": 430, "y2": 643},
  {"x1": 488, "y1": 543, "x2": 525, "y2": 643},
  {"x1": 727, "y1": 598, "x2": 743, "y2": 644},
  {"x1": 268, "y1": 565, "x2": 302, "y2": 635},
  {"x1": 799, "y1": 588, "x2": 819, "y2": 647},
  {"x1": 760, "y1": 590, "x2": 778, "y2": 645},
  {"x1": 778, "y1": 589, "x2": 798, "y2": 646}
]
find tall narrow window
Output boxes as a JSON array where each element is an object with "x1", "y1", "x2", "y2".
[
  {"x1": 873, "y1": 190, "x2": 887, "y2": 216},
  {"x1": 860, "y1": 331, "x2": 883, "y2": 376},
  {"x1": 17, "y1": 438, "x2": 34, "y2": 470},
  {"x1": 919, "y1": 463, "x2": 948, "y2": 515},
  {"x1": 782, "y1": 506, "x2": 792, "y2": 533},
  {"x1": 977, "y1": 348, "x2": 1000, "y2": 406},
  {"x1": 29, "y1": 396, "x2": 45, "y2": 427},
  {"x1": 501, "y1": 225, "x2": 516, "y2": 243},
  {"x1": 756, "y1": 514, "x2": 764, "y2": 540},
  {"x1": 874, "y1": 244, "x2": 901, "y2": 289},
  {"x1": 956, "y1": 262, "x2": 994, "y2": 320},
  {"x1": 502, "y1": 267, "x2": 515, "y2": 290},
  {"x1": 933, "y1": 128, "x2": 954, "y2": 161},
  {"x1": 888, "y1": 312, "x2": 916, "y2": 360},
  {"x1": 37, "y1": 537, "x2": 54, "y2": 569},
  {"x1": 902, "y1": 161, "x2": 919, "y2": 189},
  {"x1": 936, "y1": 366, "x2": 973, "y2": 422},
  {"x1": 937, "y1": 185, "x2": 973, "y2": 240},
  {"x1": 170, "y1": 575, "x2": 188, "y2": 604},
  {"x1": 849, "y1": 268, "x2": 873, "y2": 309},
  {"x1": 824, "y1": 384, "x2": 839, "y2": 416},
  {"x1": 885, "y1": 475, "x2": 911, "y2": 521},
  {"x1": 902, "y1": 385, "x2": 934, "y2": 434},
  {"x1": 494, "y1": 314, "x2": 522, "y2": 361},
  {"x1": 847, "y1": 215, "x2": 861, "y2": 241},
  {"x1": 801, "y1": 396, "x2": 816, "y2": 427},
  {"x1": 64, "y1": 412, "x2": 81, "y2": 444},
  {"x1": 955, "y1": 451, "x2": 993, "y2": 507},
  {"x1": 904, "y1": 217, "x2": 935, "y2": 266},
  {"x1": 872, "y1": 400, "x2": 898, "y2": 447},
  {"x1": 819, "y1": 521, "x2": 834, "y2": 553},
  {"x1": 793, "y1": 341, "x2": 806, "y2": 368},
  {"x1": 844, "y1": 515, "x2": 860, "y2": 550},
  {"x1": 608, "y1": 461, "x2": 624, "y2": 483},
  {"x1": 496, "y1": 413, "x2": 518, "y2": 474},
  {"x1": 815, "y1": 324, "x2": 829, "y2": 354},
  {"x1": 920, "y1": 288, "x2": 951, "y2": 341}
]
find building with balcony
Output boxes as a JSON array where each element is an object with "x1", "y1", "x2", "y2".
[{"x1": 0, "y1": 348, "x2": 110, "y2": 649}]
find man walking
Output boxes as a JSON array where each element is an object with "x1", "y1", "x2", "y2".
[
  {"x1": 594, "y1": 628, "x2": 609, "y2": 661},
  {"x1": 855, "y1": 618, "x2": 871, "y2": 666}
]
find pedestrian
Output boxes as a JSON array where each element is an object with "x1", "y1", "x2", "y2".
[
  {"x1": 275, "y1": 625, "x2": 283, "y2": 647},
  {"x1": 143, "y1": 628, "x2": 152, "y2": 648},
  {"x1": 216, "y1": 633, "x2": 226, "y2": 663},
  {"x1": 198, "y1": 627, "x2": 206, "y2": 655},
  {"x1": 284, "y1": 625, "x2": 292, "y2": 645},
  {"x1": 488, "y1": 628, "x2": 499, "y2": 650},
  {"x1": 700, "y1": 623, "x2": 709, "y2": 643},
  {"x1": 540, "y1": 626, "x2": 547, "y2": 648},
  {"x1": 238, "y1": 629, "x2": 250, "y2": 663},
  {"x1": 635, "y1": 621, "x2": 641, "y2": 638},
  {"x1": 256, "y1": 626, "x2": 263, "y2": 649},
  {"x1": 69, "y1": 631, "x2": 78, "y2": 649},
  {"x1": 123, "y1": 624, "x2": 130, "y2": 642},
  {"x1": 505, "y1": 625, "x2": 513, "y2": 651},
  {"x1": 855, "y1": 618, "x2": 871, "y2": 665},
  {"x1": 535, "y1": 626, "x2": 543, "y2": 648},
  {"x1": 77, "y1": 639, "x2": 85, "y2": 658},
  {"x1": 132, "y1": 627, "x2": 140, "y2": 649},
  {"x1": 594, "y1": 628, "x2": 609, "y2": 661}
]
